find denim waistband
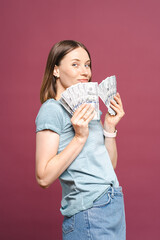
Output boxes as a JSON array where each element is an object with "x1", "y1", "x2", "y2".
[
  {"x1": 108, "y1": 186, "x2": 123, "y2": 197},
  {"x1": 95, "y1": 186, "x2": 123, "y2": 202}
]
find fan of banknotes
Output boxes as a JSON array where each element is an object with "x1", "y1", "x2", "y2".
[
  {"x1": 98, "y1": 75, "x2": 117, "y2": 116},
  {"x1": 59, "y1": 75, "x2": 117, "y2": 120}
]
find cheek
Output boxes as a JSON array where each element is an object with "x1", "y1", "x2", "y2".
[
  {"x1": 89, "y1": 69, "x2": 92, "y2": 78},
  {"x1": 61, "y1": 69, "x2": 78, "y2": 79},
  {"x1": 69, "y1": 68, "x2": 79, "y2": 77}
]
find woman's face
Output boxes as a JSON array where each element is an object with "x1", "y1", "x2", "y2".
[{"x1": 54, "y1": 47, "x2": 91, "y2": 92}]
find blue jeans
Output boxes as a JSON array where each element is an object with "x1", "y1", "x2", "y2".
[{"x1": 62, "y1": 186, "x2": 126, "y2": 240}]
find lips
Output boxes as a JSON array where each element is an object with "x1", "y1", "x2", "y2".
[{"x1": 78, "y1": 79, "x2": 89, "y2": 83}]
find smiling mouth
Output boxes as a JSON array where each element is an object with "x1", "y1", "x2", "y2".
[{"x1": 78, "y1": 79, "x2": 89, "y2": 83}]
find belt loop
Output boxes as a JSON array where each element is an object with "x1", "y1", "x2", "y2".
[{"x1": 111, "y1": 187, "x2": 114, "y2": 198}]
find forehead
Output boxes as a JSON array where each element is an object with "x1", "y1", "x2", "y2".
[{"x1": 62, "y1": 47, "x2": 90, "y2": 62}]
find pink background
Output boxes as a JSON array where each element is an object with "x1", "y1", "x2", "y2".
[{"x1": 1, "y1": 0, "x2": 160, "y2": 239}]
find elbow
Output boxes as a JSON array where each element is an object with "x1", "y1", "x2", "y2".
[{"x1": 36, "y1": 175, "x2": 50, "y2": 189}]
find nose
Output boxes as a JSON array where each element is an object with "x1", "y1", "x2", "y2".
[{"x1": 80, "y1": 65, "x2": 89, "y2": 76}]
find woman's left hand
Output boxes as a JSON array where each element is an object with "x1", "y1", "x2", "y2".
[{"x1": 104, "y1": 92, "x2": 125, "y2": 131}]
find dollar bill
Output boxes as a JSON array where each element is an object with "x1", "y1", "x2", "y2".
[
  {"x1": 82, "y1": 82, "x2": 100, "y2": 120},
  {"x1": 59, "y1": 97, "x2": 74, "y2": 115},
  {"x1": 59, "y1": 82, "x2": 100, "y2": 120},
  {"x1": 98, "y1": 75, "x2": 117, "y2": 115},
  {"x1": 59, "y1": 75, "x2": 117, "y2": 118}
]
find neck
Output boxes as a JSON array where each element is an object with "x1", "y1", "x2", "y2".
[{"x1": 55, "y1": 80, "x2": 66, "y2": 100}]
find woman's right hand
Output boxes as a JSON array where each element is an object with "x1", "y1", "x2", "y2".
[{"x1": 71, "y1": 104, "x2": 95, "y2": 143}]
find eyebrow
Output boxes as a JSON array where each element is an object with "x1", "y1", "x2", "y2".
[{"x1": 71, "y1": 58, "x2": 91, "y2": 62}]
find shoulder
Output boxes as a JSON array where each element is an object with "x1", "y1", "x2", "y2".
[
  {"x1": 36, "y1": 98, "x2": 64, "y2": 118},
  {"x1": 35, "y1": 98, "x2": 66, "y2": 134}
]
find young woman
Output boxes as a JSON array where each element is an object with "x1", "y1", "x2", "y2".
[{"x1": 35, "y1": 40, "x2": 126, "y2": 240}]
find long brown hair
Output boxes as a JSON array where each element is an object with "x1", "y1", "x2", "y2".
[{"x1": 40, "y1": 40, "x2": 92, "y2": 103}]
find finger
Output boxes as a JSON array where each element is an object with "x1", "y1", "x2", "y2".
[
  {"x1": 82, "y1": 105, "x2": 95, "y2": 120},
  {"x1": 110, "y1": 99, "x2": 121, "y2": 109},
  {"x1": 73, "y1": 104, "x2": 93, "y2": 122},
  {"x1": 117, "y1": 92, "x2": 121, "y2": 97},
  {"x1": 114, "y1": 93, "x2": 123, "y2": 107},
  {"x1": 72, "y1": 104, "x2": 89, "y2": 119},
  {"x1": 109, "y1": 102, "x2": 125, "y2": 117},
  {"x1": 75, "y1": 118, "x2": 85, "y2": 125},
  {"x1": 109, "y1": 103, "x2": 120, "y2": 115},
  {"x1": 85, "y1": 110, "x2": 95, "y2": 124}
]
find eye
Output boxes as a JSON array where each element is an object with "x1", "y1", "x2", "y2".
[
  {"x1": 85, "y1": 63, "x2": 91, "y2": 68},
  {"x1": 72, "y1": 63, "x2": 78, "y2": 67}
]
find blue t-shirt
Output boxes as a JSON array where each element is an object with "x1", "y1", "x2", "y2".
[{"x1": 35, "y1": 99, "x2": 119, "y2": 216}]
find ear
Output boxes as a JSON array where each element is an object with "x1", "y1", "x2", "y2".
[{"x1": 53, "y1": 65, "x2": 60, "y2": 78}]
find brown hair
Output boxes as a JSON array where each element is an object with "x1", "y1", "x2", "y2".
[{"x1": 40, "y1": 40, "x2": 92, "y2": 103}]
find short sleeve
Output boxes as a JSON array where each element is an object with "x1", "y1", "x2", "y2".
[{"x1": 35, "y1": 99, "x2": 64, "y2": 135}]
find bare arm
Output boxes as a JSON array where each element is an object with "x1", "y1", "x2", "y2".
[
  {"x1": 35, "y1": 104, "x2": 95, "y2": 188},
  {"x1": 102, "y1": 93, "x2": 125, "y2": 169},
  {"x1": 103, "y1": 125, "x2": 118, "y2": 169}
]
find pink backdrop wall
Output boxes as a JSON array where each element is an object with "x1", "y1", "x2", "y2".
[{"x1": 1, "y1": 0, "x2": 160, "y2": 239}]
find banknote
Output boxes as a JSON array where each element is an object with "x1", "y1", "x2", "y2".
[
  {"x1": 98, "y1": 75, "x2": 117, "y2": 115},
  {"x1": 59, "y1": 75, "x2": 117, "y2": 119},
  {"x1": 60, "y1": 82, "x2": 100, "y2": 120},
  {"x1": 82, "y1": 82, "x2": 99, "y2": 120},
  {"x1": 59, "y1": 97, "x2": 74, "y2": 115}
]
